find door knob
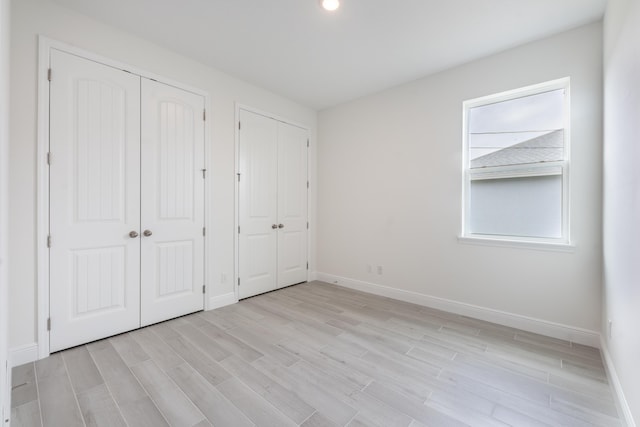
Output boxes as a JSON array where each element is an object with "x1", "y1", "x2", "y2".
[
  {"x1": 278, "y1": 224, "x2": 284, "y2": 229},
  {"x1": 272, "y1": 224, "x2": 278, "y2": 229},
  {"x1": 129, "y1": 231, "x2": 139, "y2": 238},
  {"x1": 143, "y1": 229, "x2": 153, "y2": 237}
]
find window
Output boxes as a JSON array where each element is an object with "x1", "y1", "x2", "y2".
[{"x1": 461, "y1": 78, "x2": 570, "y2": 246}]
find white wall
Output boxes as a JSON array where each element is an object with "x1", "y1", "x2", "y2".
[
  {"x1": 0, "y1": 0, "x2": 10, "y2": 420},
  {"x1": 9, "y1": 0, "x2": 317, "y2": 352},
  {"x1": 318, "y1": 23, "x2": 603, "y2": 337},
  {"x1": 602, "y1": 0, "x2": 640, "y2": 424}
]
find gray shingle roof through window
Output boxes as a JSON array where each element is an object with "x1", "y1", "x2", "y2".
[{"x1": 470, "y1": 130, "x2": 564, "y2": 169}]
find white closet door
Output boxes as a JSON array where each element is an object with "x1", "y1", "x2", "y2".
[
  {"x1": 277, "y1": 122, "x2": 308, "y2": 288},
  {"x1": 49, "y1": 50, "x2": 141, "y2": 352},
  {"x1": 140, "y1": 78, "x2": 205, "y2": 326},
  {"x1": 238, "y1": 110, "x2": 278, "y2": 299}
]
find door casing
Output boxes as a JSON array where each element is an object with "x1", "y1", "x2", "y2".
[{"x1": 36, "y1": 37, "x2": 211, "y2": 360}]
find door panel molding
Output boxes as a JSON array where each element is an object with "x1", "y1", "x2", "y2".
[{"x1": 37, "y1": 37, "x2": 210, "y2": 359}]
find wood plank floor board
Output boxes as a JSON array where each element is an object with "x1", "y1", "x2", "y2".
[
  {"x1": 548, "y1": 371, "x2": 613, "y2": 400},
  {"x1": 252, "y1": 356, "x2": 358, "y2": 426},
  {"x1": 287, "y1": 358, "x2": 363, "y2": 399},
  {"x1": 76, "y1": 383, "x2": 127, "y2": 427},
  {"x1": 117, "y1": 396, "x2": 170, "y2": 427},
  {"x1": 166, "y1": 363, "x2": 254, "y2": 427},
  {"x1": 224, "y1": 325, "x2": 300, "y2": 367},
  {"x1": 11, "y1": 362, "x2": 38, "y2": 408},
  {"x1": 35, "y1": 354, "x2": 84, "y2": 427},
  {"x1": 277, "y1": 339, "x2": 373, "y2": 389},
  {"x1": 162, "y1": 334, "x2": 232, "y2": 386},
  {"x1": 318, "y1": 343, "x2": 434, "y2": 402},
  {"x1": 216, "y1": 377, "x2": 298, "y2": 427},
  {"x1": 62, "y1": 345, "x2": 104, "y2": 394},
  {"x1": 130, "y1": 359, "x2": 207, "y2": 427},
  {"x1": 491, "y1": 405, "x2": 552, "y2": 427},
  {"x1": 12, "y1": 281, "x2": 625, "y2": 427},
  {"x1": 301, "y1": 412, "x2": 340, "y2": 427},
  {"x1": 109, "y1": 332, "x2": 151, "y2": 367},
  {"x1": 88, "y1": 341, "x2": 169, "y2": 426},
  {"x1": 220, "y1": 355, "x2": 316, "y2": 424},
  {"x1": 197, "y1": 321, "x2": 264, "y2": 363},
  {"x1": 454, "y1": 348, "x2": 550, "y2": 382},
  {"x1": 339, "y1": 390, "x2": 414, "y2": 427},
  {"x1": 10, "y1": 400, "x2": 42, "y2": 427},
  {"x1": 425, "y1": 399, "x2": 510, "y2": 427},
  {"x1": 173, "y1": 322, "x2": 233, "y2": 361},
  {"x1": 129, "y1": 327, "x2": 184, "y2": 371},
  {"x1": 549, "y1": 396, "x2": 624, "y2": 427},
  {"x1": 437, "y1": 368, "x2": 606, "y2": 427},
  {"x1": 364, "y1": 381, "x2": 468, "y2": 427}
]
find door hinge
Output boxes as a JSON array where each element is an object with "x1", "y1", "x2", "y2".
[
  {"x1": 307, "y1": 181, "x2": 309, "y2": 189},
  {"x1": 201, "y1": 169, "x2": 206, "y2": 179},
  {"x1": 202, "y1": 285, "x2": 206, "y2": 294},
  {"x1": 47, "y1": 318, "x2": 51, "y2": 331},
  {"x1": 202, "y1": 227, "x2": 206, "y2": 236},
  {"x1": 238, "y1": 226, "x2": 240, "y2": 234},
  {"x1": 47, "y1": 68, "x2": 52, "y2": 81},
  {"x1": 46, "y1": 152, "x2": 51, "y2": 165},
  {"x1": 47, "y1": 235, "x2": 51, "y2": 248},
  {"x1": 238, "y1": 278, "x2": 240, "y2": 286},
  {"x1": 237, "y1": 173, "x2": 241, "y2": 182},
  {"x1": 306, "y1": 262, "x2": 309, "y2": 270},
  {"x1": 238, "y1": 122, "x2": 241, "y2": 130},
  {"x1": 307, "y1": 222, "x2": 309, "y2": 229},
  {"x1": 307, "y1": 139, "x2": 309, "y2": 147},
  {"x1": 203, "y1": 109, "x2": 206, "y2": 121}
]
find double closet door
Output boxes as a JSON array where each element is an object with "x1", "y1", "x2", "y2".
[
  {"x1": 238, "y1": 109, "x2": 308, "y2": 299},
  {"x1": 49, "y1": 50, "x2": 205, "y2": 352}
]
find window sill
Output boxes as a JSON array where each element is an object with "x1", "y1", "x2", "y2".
[{"x1": 457, "y1": 235, "x2": 575, "y2": 253}]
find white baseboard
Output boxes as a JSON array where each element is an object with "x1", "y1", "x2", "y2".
[
  {"x1": 600, "y1": 336, "x2": 637, "y2": 427},
  {"x1": 9, "y1": 343, "x2": 38, "y2": 368},
  {"x1": 316, "y1": 273, "x2": 600, "y2": 348},
  {"x1": 308, "y1": 271, "x2": 318, "y2": 281},
  {"x1": 208, "y1": 292, "x2": 237, "y2": 311}
]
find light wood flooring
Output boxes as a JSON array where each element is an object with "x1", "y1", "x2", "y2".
[{"x1": 10, "y1": 281, "x2": 625, "y2": 427}]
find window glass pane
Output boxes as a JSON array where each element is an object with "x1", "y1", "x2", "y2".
[
  {"x1": 469, "y1": 175, "x2": 562, "y2": 238},
  {"x1": 469, "y1": 89, "x2": 565, "y2": 168}
]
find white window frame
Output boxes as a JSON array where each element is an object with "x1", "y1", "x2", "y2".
[{"x1": 460, "y1": 78, "x2": 573, "y2": 251}]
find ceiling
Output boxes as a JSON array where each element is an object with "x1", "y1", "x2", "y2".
[{"x1": 52, "y1": 0, "x2": 607, "y2": 110}]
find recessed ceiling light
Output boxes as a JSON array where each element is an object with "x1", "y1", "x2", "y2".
[{"x1": 320, "y1": 0, "x2": 340, "y2": 11}]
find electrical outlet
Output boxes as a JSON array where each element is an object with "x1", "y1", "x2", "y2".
[{"x1": 377, "y1": 265, "x2": 383, "y2": 275}]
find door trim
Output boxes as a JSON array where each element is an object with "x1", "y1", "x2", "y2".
[
  {"x1": 234, "y1": 104, "x2": 311, "y2": 301},
  {"x1": 36, "y1": 36, "x2": 211, "y2": 360}
]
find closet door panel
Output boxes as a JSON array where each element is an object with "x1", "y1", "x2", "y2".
[
  {"x1": 277, "y1": 122, "x2": 308, "y2": 288},
  {"x1": 49, "y1": 50, "x2": 141, "y2": 352},
  {"x1": 140, "y1": 79, "x2": 205, "y2": 326},
  {"x1": 238, "y1": 110, "x2": 278, "y2": 299}
]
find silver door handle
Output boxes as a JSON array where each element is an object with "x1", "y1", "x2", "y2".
[
  {"x1": 272, "y1": 224, "x2": 278, "y2": 229},
  {"x1": 278, "y1": 224, "x2": 284, "y2": 229},
  {"x1": 143, "y1": 229, "x2": 153, "y2": 237},
  {"x1": 129, "y1": 231, "x2": 139, "y2": 238}
]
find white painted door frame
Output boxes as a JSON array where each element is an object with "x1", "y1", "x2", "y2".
[
  {"x1": 0, "y1": 0, "x2": 11, "y2": 420},
  {"x1": 36, "y1": 36, "x2": 211, "y2": 360},
  {"x1": 234, "y1": 104, "x2": 311, "y2": 301}
]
